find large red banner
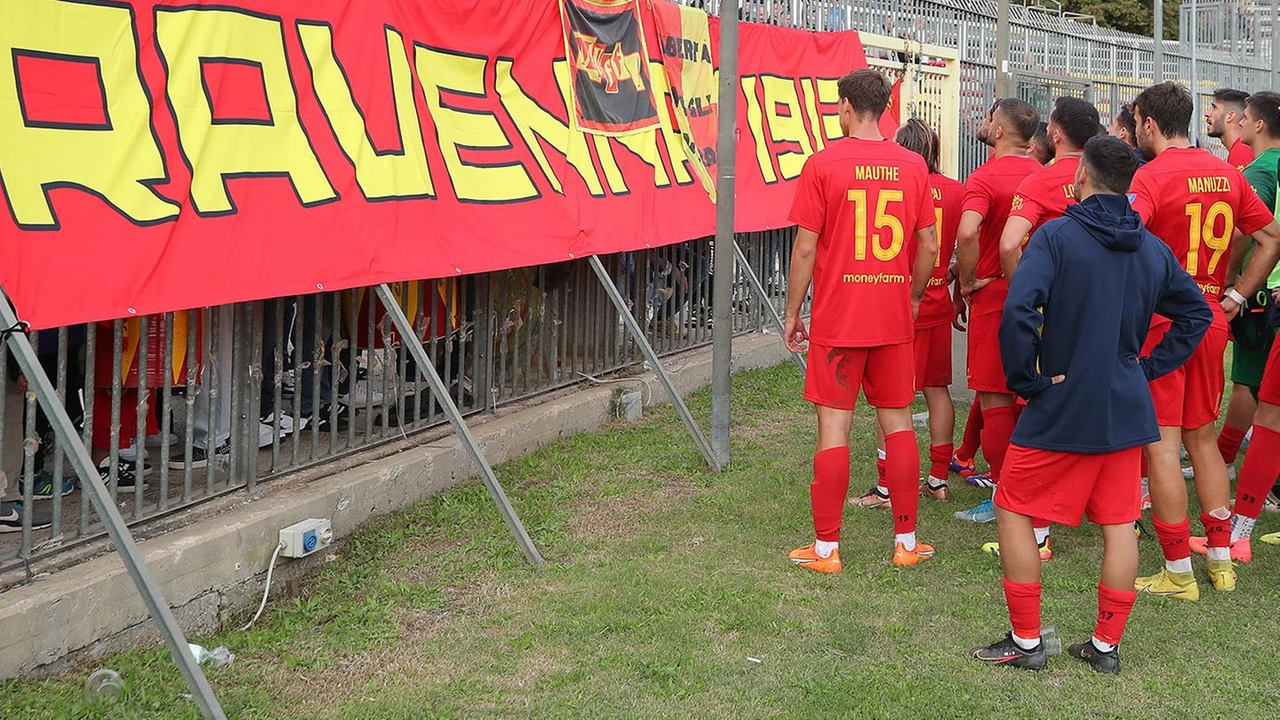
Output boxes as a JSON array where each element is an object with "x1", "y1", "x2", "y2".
[{"x1": 0, "y1": 0, "x2": 871, "y2": 330}]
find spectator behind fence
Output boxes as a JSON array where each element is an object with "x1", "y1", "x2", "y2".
[{"x1": 1, "y1": 372, "x2": 51, "y2": 532}]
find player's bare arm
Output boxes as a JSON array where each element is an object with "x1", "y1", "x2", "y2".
[
  {"x1": 1224, "y1": 229, "x2": 1247, "y2": 288},
  {"x1": 956, "y1": 209, "x2": 983, "y2": 296},
  {"x1": 999, "y1": 216, "x2": 1034, "y2": 280},
  {"x1": 1225, "y1": 220, "x2": 1280, "y2": 319},
  {"x1": 911, "y1": 225, "x2": 940, "y2": 320},
  {"x1": 784, "y1": 227, "x2": 819, "y2": 352}
]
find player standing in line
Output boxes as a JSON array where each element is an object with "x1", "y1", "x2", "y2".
[
  {"x1": 1127, "y1": 83, "x2": 1280, "y2": 600},
  {"x1": 849, "y1": 119, "x2": 964, "y2": 509},
  {"x1": 975, "y1": 96, "x2": 1102, "y2": 561},
  {"x1": 1189, "y1": 91, "x2": 1280, "y2": 560},
  {"x1": 784, "y1": 69, "x2": 939, "y2": 571},
  {"x1": 1185, "y1": 90, "x2": 1280, "y2": 493},
  {"x1": 953, "y1": 99, "x2": 1042, "y2": 524},
  {"x1": 1206, "y1": 89, "x2": 1256, "y2": 172},
  {"x1": 970, "y1": 135, "x2": 1211, "y2": 673}
]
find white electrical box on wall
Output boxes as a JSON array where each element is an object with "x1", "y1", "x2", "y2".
[{"x1": 279, "y1": 518, "x2": 333, "y2": 558}]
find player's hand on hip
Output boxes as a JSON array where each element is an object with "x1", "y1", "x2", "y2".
[
  {"x1": 960, "y1": 276, "x2": 994, "y2": 299},
  {"x1": 784, "y1": 315, "x2": 809, "y2": 353}
]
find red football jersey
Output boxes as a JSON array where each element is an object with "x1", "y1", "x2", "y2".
[
  {"x1": 789, "y1": 138, "x2": 935, "y2": 347},
  {"x1": 1129, "y1": 147, "x2": 1275, "y2": 314},
  {"x1": 1009, "y1": 156, "x2": 1080, "y2": 236},
  {"x1": 913, "y1": 172, "x2": 965, "y2": 328},
  {"x1": 1228, "y1": 138, "x2": 1256, "y2": 173},
  {"x1": 961, "y1": 154, "x2": 1042, "y2": 315}
]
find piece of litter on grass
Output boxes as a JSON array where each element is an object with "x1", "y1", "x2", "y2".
[
  {"x1": 691, "y1": 537, "x2": 705, "y2": 547},
  {"x1": 747, "y1": 657, "x2": 763, "y2": 664}
]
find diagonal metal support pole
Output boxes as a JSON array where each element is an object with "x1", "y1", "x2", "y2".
[
  {"x1": 373, "y1": 284, "x2": 543, "y2": 565},
  {"x1": 587, "y1": 256, "x2": 723, "y2": 472},
  {"x1": 731, "y1": 242, "x2": 805, "y2": 374},
  {"x1": 0, "y1": 292, "x2": 226, "y2": 720}
]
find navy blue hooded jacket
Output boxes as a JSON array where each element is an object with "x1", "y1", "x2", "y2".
[{"x1": 1000, "y1": 193, "x2": 1213, "y2": 453}]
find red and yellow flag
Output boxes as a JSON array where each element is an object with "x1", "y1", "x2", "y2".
[{"x1": 651, "y1": 0, "x2": 719, "y2": 201}]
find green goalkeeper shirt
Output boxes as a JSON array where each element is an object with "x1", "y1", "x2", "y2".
[{"x1": 1242, "y1": 146, "x2": 1280, "y2": 287}]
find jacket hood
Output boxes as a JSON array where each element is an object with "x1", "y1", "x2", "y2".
[{"x1": 1063, "y1": 193, "x2": 1144, "y2": 252}]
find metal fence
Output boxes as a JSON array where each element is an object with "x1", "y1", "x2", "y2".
[{"x1": 0, "y1": 233, "x2": 799, "y2": 578}]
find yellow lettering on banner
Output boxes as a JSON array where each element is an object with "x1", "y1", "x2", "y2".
[
  {"x1": 800, "y1": 79, "x2": 825, "y2": 151},
  {"x1": 155, "y1": 8, "x2": 336, "y2": 215},
  {"x1": 612, "y1": 129, "x2": 673, "y2": 187},
  {"x1": 495, "y1": 59, "x2": 605, "y2": 197},
  {"x1": 740, "y1": 76, "x2": 778, "y2": 184},
  {"x1": 589, "y1": 133, "x2": 630, "y2": 195},
  {"x1": 415, "y1": 46, "x2": 538, "y2": 203},
  {"x1": 646, "y1": 60, "x2": 695, "y2": 186},
  {"x1": 814, "y1": 78, "x2": 843, "y2": 142},
  {"x1": 298, "y1": 23, "x2": 434, "y2": 200},
  {"x1": 0, "y1": 0, "x2": 179, "y2": 228},
  {"x1": 761, "y1": 76, "x2": 815, "y2": 181}
]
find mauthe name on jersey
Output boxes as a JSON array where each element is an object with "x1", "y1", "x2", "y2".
[
  {"x1": 1186, "y1": 176, "x2": 1232, "y2": 194},
  {"x1": 854, "y1": 165, "x2": 901, "y2": 182}
]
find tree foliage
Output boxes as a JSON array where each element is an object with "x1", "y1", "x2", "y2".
[{"x1": 1056, "y1": 0, "x2": 1180, "y2": 39}]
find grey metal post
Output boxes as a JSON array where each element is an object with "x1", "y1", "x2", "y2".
[
  {"x1": 1154, "y1": 0, "x2": 1164, "y2": 82},
  {"x1": 1191, "y1": 0, "x2": 1200, "y2": 146},
  {"x1": 586, "y1": 256, "x2": 723, "y2": 472},
  {"x1": 1273, "y1": 0, "x2": 1280, "y2": 90},
  {"x1": 710, "y1": 0, "x2": 739, "y2": 467},
  {"x1": 372, "y1": 284, "x2": 544, "y2": 565},
  {"x1": 0, "y1": 293, "x2": 226, "y2": 720},
  {"x1": 995, "y1": 0, "x2": 1012, "y2": 97},
  {"x1": 731, "y1": 242, "x2": 805, "y2": 374}
]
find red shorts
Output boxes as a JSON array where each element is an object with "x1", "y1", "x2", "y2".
[
  {"x1": 966, "y1": 310, "x2": 1009, "y2": 394},
  {"x1": 1143, "y1": 317, "x2": 1226, "y2": 429},
  {"x1": 995, "y1": 444, "x2": 1143, "y2": 526},
  {"x1": 1260, "y1": 336, "x2": 1280, "y2": 405},
  {"x1": 804, "y1": 342, "x2": 915, "y2": 410},
  {"x1": 913, "y1": 323, "x2": 951, "y2": 391}
]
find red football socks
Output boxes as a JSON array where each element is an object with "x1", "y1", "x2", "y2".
[
  {"x1": 1094, "y1": 583, "x2": 1136, "y2": 646},
  {"x1": 929, "y1": 443, "x2": 953, "y2": 481},
  {"x1": 1200, "y1": 510, "x2": 1231, "y2": 550},
  {"x1": 1233, "y1": 424, "x2": 1280, "y2": 521},
  {"x1": 1003, "y1": 579, "x2": 1042, "y2": 641},
  {"x1": 957, "y1": 404, "x2": 983, "y2": 460},
  {"x1": 1218, "y1": 423, "x2": 1248, "y2": 467},
  {"x1": 980, "y1": 404, "x2": 1015, "y2": 483},
  {"x1": 811, "y1": 447, "x2": 851, "y2": 542},
  {"x1": 885, "y1": 430, "x2": 920, "y2": 534},
  {"x1": 1152, "y1": 516, "x2": 1191, "y2": 562},
  {"x1": 876, "y1": 455, "x2": 887, "y2": 487}
]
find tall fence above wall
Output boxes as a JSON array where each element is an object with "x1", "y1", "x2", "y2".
[{"x1": 726, "y1": 0, "x2": 1276, "y2": 175}]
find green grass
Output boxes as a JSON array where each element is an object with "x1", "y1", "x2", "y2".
[{"x1": 5, "y1": 363, "x2": 1280, "y2": 718}]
